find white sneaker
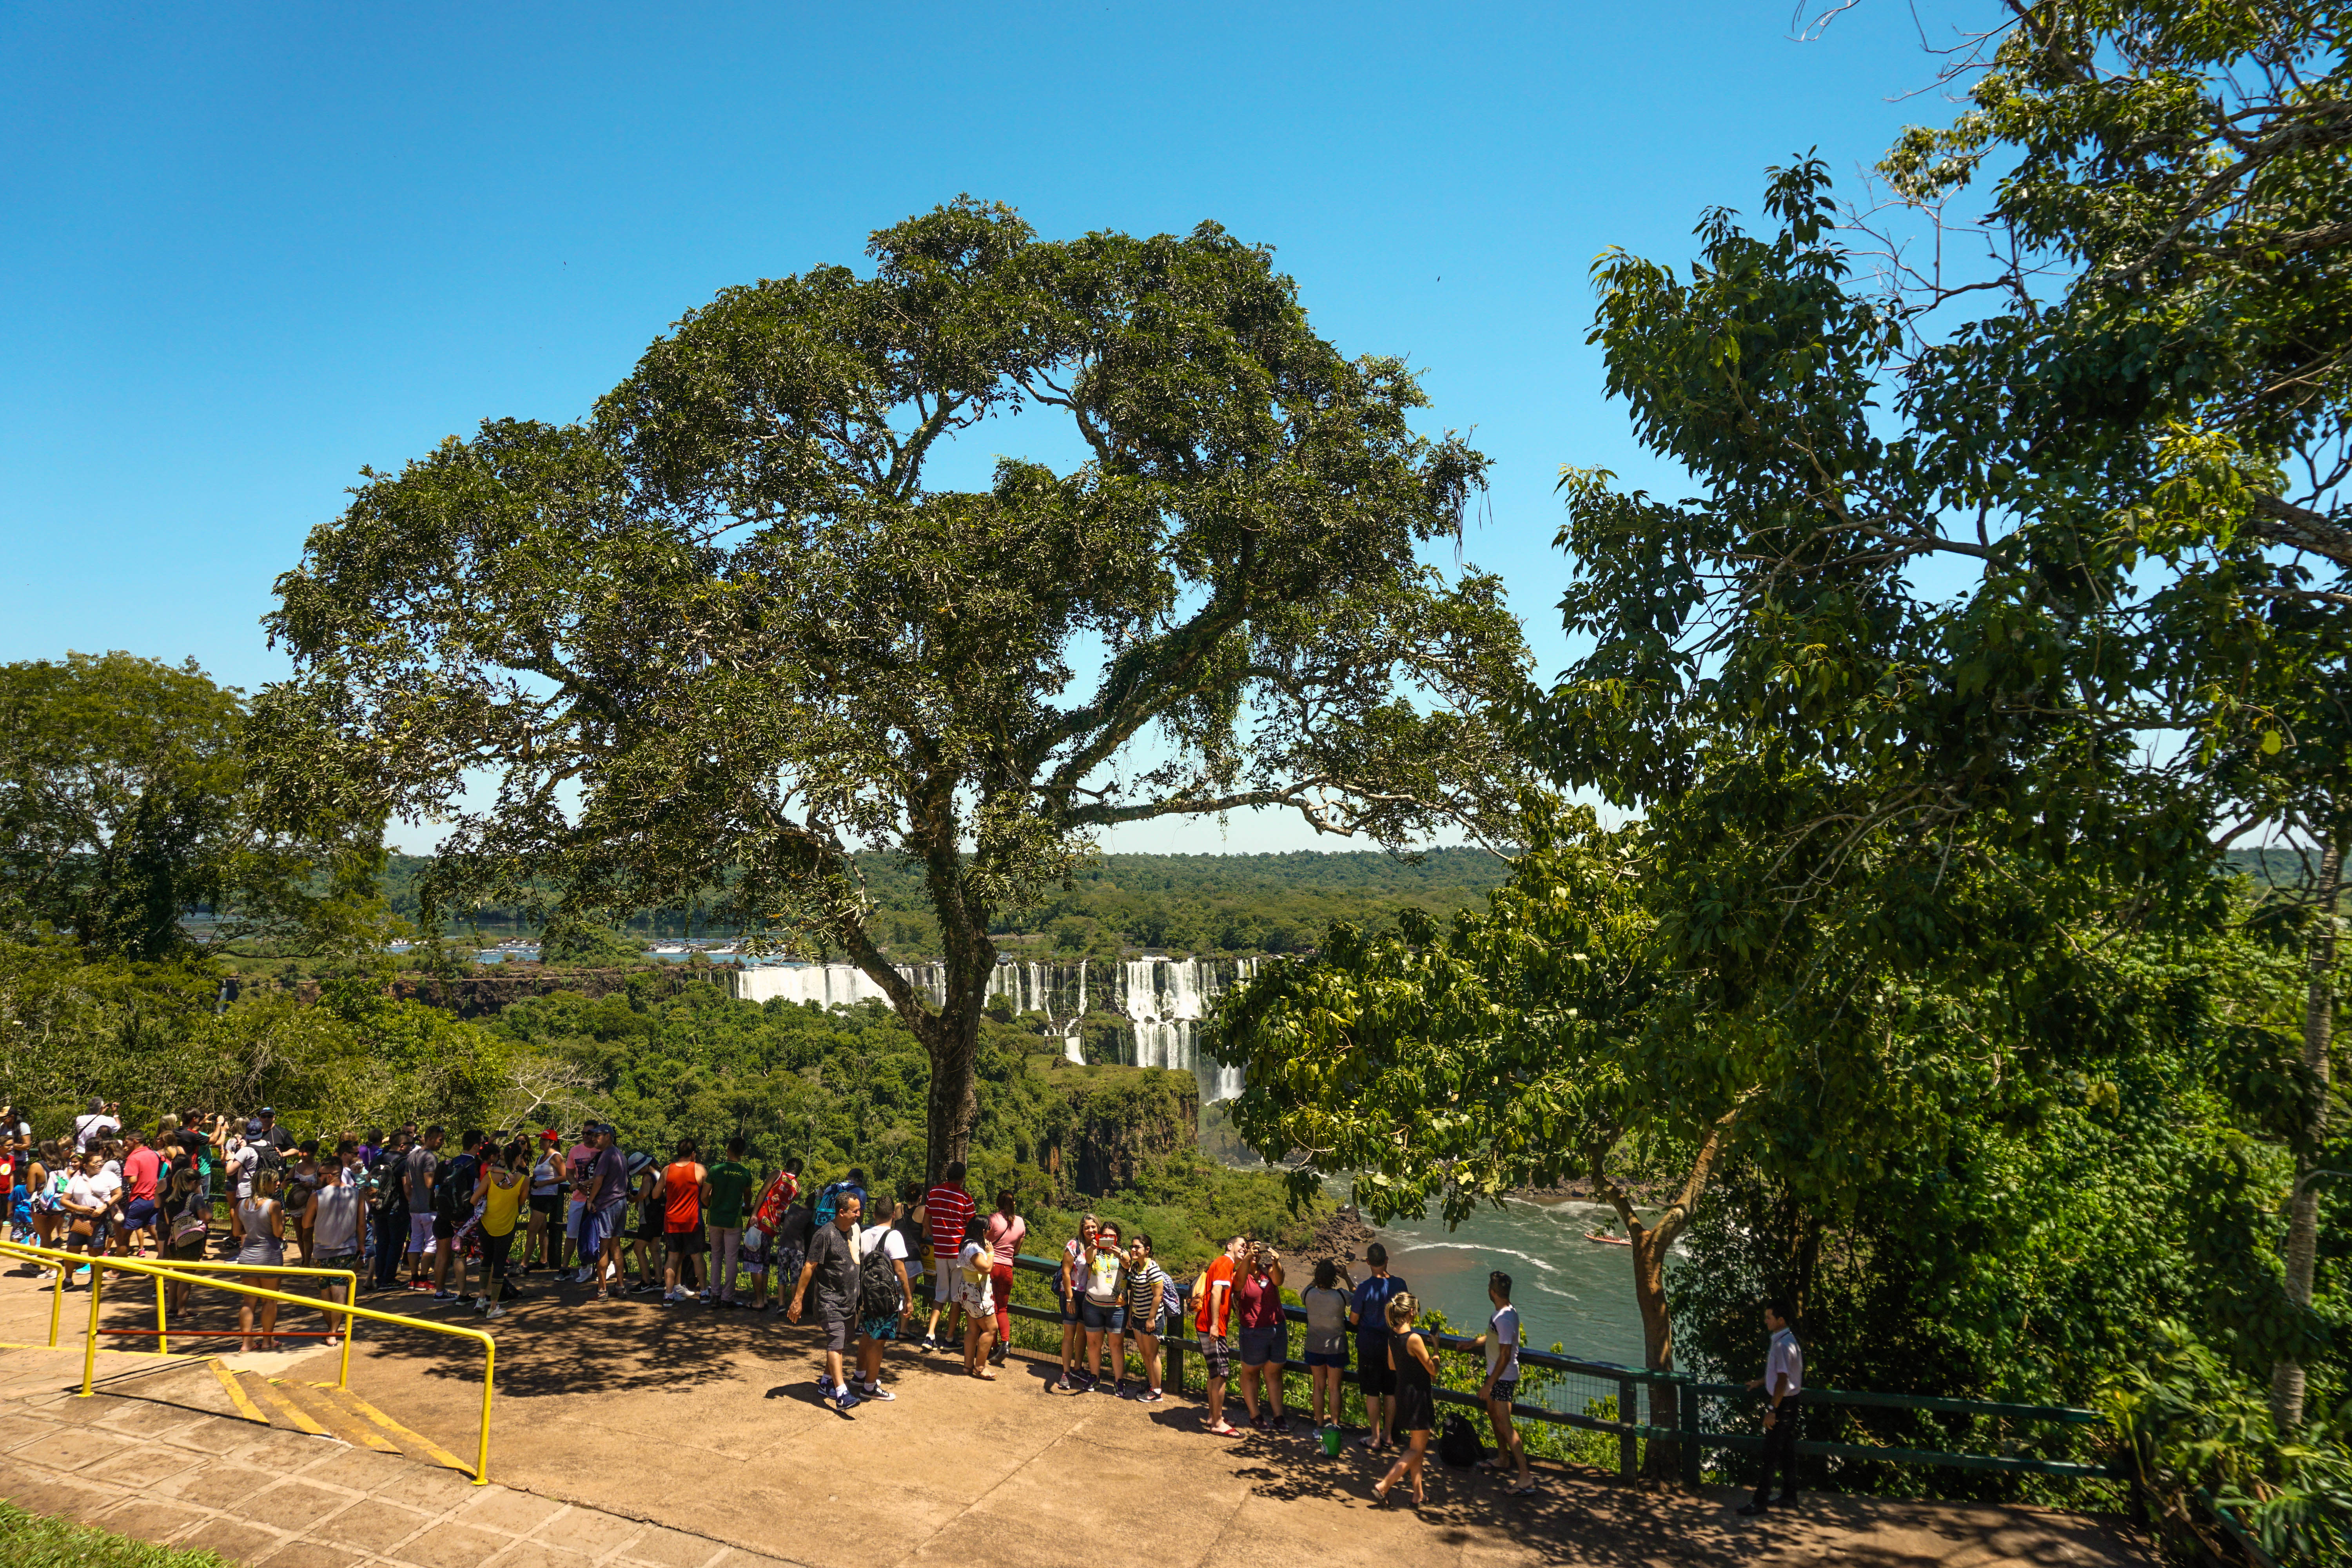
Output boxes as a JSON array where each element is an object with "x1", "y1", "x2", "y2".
[
  {"x1": 474, "y1": 1299, "x2": 488, "y2": 1316},
  {"x1": 575, "y1": 1266, "x2": 594, "y2": 1284},
  {"x1": 483, "y1": 1304, "x2": 506, "y2": 1321}
]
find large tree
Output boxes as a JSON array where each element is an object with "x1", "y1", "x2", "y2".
[
  {"x1": 0, "y1": 652, "x2": 392, "y2": 961},
  {"x1": 253, "y1": 200, "x2": 1528, "y2": 1176},
  {"x1": 1527, "y1": 0, "x2": 2350, "y2": 1427}
]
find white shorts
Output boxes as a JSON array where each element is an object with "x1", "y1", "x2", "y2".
[
  {"x1": 932, "y1": 1265, "x2": 958, "y2": 1305},
  {"x1": 565, "y1": 1199, "x2": 584, "y2": 1239},
  {"x1": 407, "y1": 1214, "x2": 437, "y2": 1255}
]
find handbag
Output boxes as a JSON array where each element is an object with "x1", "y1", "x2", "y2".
[{"x1": 68, "y1": 1216, "x2": 93, "y2": 1240}]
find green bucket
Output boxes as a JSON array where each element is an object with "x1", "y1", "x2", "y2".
[{"x1": 1319, "y1": 1425, "x2": 1343, "y2": 1458}]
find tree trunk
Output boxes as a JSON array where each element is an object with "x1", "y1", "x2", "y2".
[
  {"x1": 2272, "y1": 819, "x2": 2341, "y2": 1430},
  {"x1": 1628, "y1": 1223, "x2": 1684, "y2": 1481}
]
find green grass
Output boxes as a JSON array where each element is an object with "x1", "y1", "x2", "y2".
[{"x1": 0, "y1": 1502, "x2": 233, "y2": 1568}]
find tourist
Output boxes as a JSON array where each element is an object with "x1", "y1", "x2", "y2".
[
  {"x1": 60, "y1": 1149, "x2": 117, "y2": 1280},
  {"x1": 471, "y1": 1138, "x2": 528, "y2": 1320},
  {"x1": 254, "y1": 1107, "x2": 296, "y2": 1155},
  {"x1": 583, "y1": 1123, "x2": 631, "y2": 1299},
  {"x1": 563, "y1": 1126, "x2": 598, "y2": 1275},
  {"x1": 983, "y1": 1188, "x2": 1025, "y2": 1367},
  {"x1": 285, "y1": 1143, "x2": 322, "y2": 1267},
  {"x1": 1056, "y1": 1214, "x2": 1098, "y2": 1389},
  {"x1": 1122, "y1": 1233, "x2": 1173, "y2": 1403},
  {"x1": 628, "y1": 1154, "x2": 666, "y2": 1293},
  {"x1": 370, "y1": 1129, "x2": 412, "y2": 1292},
  {"x1": 957, "y1": 1214, "x2": 997, "y2": 1379},
  {"x1": 432, "y1": 1130, "x2": 485, "y2": 1301},
  {"x1": 0, "y1": 1100, "x2": 28, "y2": 1243},
  {"x1": 1472, "y1": 1270, "x2": 1534, "y2": 1492},
  {"x1": 788, "y1": 1190, "x2": 865, "y2": 1413},
  {"x1": 402, "y1": 1125, "x2": 445, "y2": 1292},
  {"x1": 707, "y1": 1137, "x2": 754, "y2": 1307},
  {"x1": 738, "y1": 1203, "x2": 771, "y2": 1308},
  {"x1": 309, "y1": 1141, "x2": 368, "y2": 1345},
  {"x1": 73, "y1": 1098, "x2": 120, "y2": 1154},
  {"x1": 919, "y1": 1160, "x2": 973, "y2": 1352},
  {"x1": 225, "y1": 1119, "x2": 260, "y2": 1246},
  {"x1": 1235, "y1": 1241, "x2": 1290, "y2": 1430},
  {"x1": 660, "y1": 1137, "x2": 709, "y2": 1306},
  {"x1": 750, "y1": 1165, "x2": 800, "y2": 1308},
  {"x1": 31, "y1": 1141, "x2": 64, "y2": 1263},
  {"x1": 767, "y1": 1195, "x2": 813, "y2": 1314},
  {"x1": 1740, "y1": 1298, "x2": 1804, "y2": 1516},
  {"x1": 855, "y1": 1194, "x2": 914, "y2": 1401},
  {"x1": 1349, "y1": 1241, "x2": 1408, "y2": 1450},
  {"x1": 161, "y1": 1166, "x2": 209, "y2": 1317},
  {"x1": 236, "y1": 1169, "x2": 287, "y2": 1353},
  {"x1": 119, "y1": 1128, "x2": 162, "y2": 1259},
  {"x1": 1301, "y1": 1257, "x2": 1352, "y2": 1435},
  {"x1": 1077, "y1": 1219, "x2": 1127, "y2": 1395},
  {"x1": 525, "y1": 1130, "x2": 563, "y2": 1271},
  {"x1": 1196, "y1": 1233, "x2": 1243, "y2": 1436},
  {"x1": 1370, "y1": 1293, "x2": 1437, "y2": 1508}
]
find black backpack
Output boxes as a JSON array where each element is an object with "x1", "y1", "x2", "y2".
[
  {"x1": 856, "y1": 1237, "x2": 902, "y2": 1320},
  {"x1": 1437, "y1": 1412, "x2": 1486, "y2": 1468},
  {"x1": 433, "y1": 1154, "x2": 477, "y2": 1221},
  {"x1": 251, "y1": 1141, "x2": 287, "y2": 1184}
]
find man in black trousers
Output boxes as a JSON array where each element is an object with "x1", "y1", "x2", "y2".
[{"x1": 1739, "y1": 1298, "x2": 1803, "y2": 1516}]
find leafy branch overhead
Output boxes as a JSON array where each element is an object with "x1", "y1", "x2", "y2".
[{"x1": 251, "y1": 198, "x2": 1530, "y2": 1173}]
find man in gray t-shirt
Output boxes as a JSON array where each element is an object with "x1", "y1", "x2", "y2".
[
  {"x1": 789, "y1": 1193, "x2": 865, "y2": 1412},
  {"x1": 402, "y1": 1128, "x2": 444, "y2": 1285}
]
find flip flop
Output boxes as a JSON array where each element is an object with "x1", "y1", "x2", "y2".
[{"x1": 1510, "y1": 1483, "x2": 1539, "y2": 1495}]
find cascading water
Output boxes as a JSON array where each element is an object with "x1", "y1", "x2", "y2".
[{"x1": 727, "y1": 955, "x2": 1259, "y2": 1100}]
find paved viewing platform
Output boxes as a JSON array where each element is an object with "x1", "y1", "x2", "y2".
[{"x1": 0, "y1": 1266, "x2": 2154, "y2": 1566}]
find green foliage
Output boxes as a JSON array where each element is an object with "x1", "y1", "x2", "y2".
[
  {"x1": 0, "y1": 653, "x2": 397, "y2": 962},
  {"x1": 0, "y1": 1501, "x2": 233, "y2": 1568},
  {"x1": 251, "y1": 197, "x2": 1530, "y2": 1176}
]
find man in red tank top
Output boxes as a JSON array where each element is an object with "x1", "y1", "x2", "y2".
[{"x1": 659, "y1": 1138, "x2": 709, "y2": 1306}]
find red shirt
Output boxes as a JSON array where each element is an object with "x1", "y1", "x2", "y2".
[
  {"x1": 123, "y1": 1147, "x2": 162, "y2": 1204},
  {"x1": 924, "y1": 1182, "x2": 974, "y2": 1259},
  {"x1": 1237, "y1": 1267, "x2": 1283, "y2": 1330},
  {"x1": 662, "y1": 1162, "x2": 705, "y2": 1230},
  {"x1": 1196, "y1": 1254, "x2": 1236, "y2": 1337}
]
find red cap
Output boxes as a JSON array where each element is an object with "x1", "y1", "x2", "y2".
[{"x1": 539, "y1": 1129, "x2": 559, "y2": 1142}]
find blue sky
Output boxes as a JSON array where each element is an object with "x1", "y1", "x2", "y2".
[{"x1": 1, "y1": 2, "x2": 1978, "y2": 853}]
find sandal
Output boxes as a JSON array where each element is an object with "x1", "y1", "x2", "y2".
[
  {"x1": 1370, "y1": 1485, "x2": 1390, "y2": 1508},
  {"x1": 1510, "y1": 1482, "x2": 1539, "y2": 1495}
]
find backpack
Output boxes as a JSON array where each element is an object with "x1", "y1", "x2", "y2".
[
  {"x1": 1159, "y1": 1272, "x2": 1188, "y2": 1339},
  {"x1": 856, "y1": 1238, "x2": 901, "y2": 1320},
  {"x1": 251, "y1": 1142, "x2": 287, "y2": 1185},
  {"x1": 433, "y1": 1154, "x2": 477, "y2": 1222},
  {"x1": 814, "y1": 1180, "x2": 863, "y2": 1229},
  {"x1": 1438, "y1": 1412, "x2": 1486, "y2": 1468}
]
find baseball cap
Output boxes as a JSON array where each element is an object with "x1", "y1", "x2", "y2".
[
  {"x1": 539, "y1": 1129, "x2": 559, "y2": 1142},
  {"x1": 245, "y1": 1118, "x2": 264, "y2": 1134}
]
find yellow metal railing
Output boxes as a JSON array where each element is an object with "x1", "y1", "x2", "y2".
[{"x1": 0, "y1": 1238, "x2": 497, "y2": 1483}]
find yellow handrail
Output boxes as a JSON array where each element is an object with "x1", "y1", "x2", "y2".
[{"x1": 0, "y1": 1239, "x2": 496, "y2": 1483}]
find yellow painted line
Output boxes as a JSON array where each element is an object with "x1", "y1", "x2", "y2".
[
  {"x1": 323, "y1": 1384, "x2": 472, "y2": 1475},
  {"x1": 208, "y1": 1359, "x2": 268, "y2": 1424},
  {"x1": 302, "y1": 1383, "x2": 399, "y2": 1452},
  {"x1": 254, "y1": 1377, "x2": 333, "y2": 1438}
]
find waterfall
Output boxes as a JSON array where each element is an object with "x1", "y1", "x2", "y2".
[{"x1": 726, "y1": 954, "x2": 1261, "y2": 1100}]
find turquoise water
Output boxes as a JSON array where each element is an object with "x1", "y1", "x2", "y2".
[{"x1": 1343, "y1": 1194, "x2": 1664, "y2": 1368}]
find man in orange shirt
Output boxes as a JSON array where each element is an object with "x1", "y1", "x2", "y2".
[
  {"x1": 659, "y1": 1138, "x2": 710, "y2": 1307},
  {"x1": 1196, "y1": 1233, "x2": 1245, "y2": 1436}
]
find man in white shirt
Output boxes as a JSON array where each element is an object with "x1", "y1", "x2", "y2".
[
  {"x1": 73, "y1": 1099, "x2": 120, "y2": 1153},
  {"x1": 1740, "y1": 1299, "x2": 1804, "y2": 1516},
  {"x1": 1473, "y1": 1269, "x2": 1533, "y2": 1492}
]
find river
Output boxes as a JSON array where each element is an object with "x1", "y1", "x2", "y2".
[{"x1": 1343, "y1": 1193, "x2": 1668, "y2": 1368}]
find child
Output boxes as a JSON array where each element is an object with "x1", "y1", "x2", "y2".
[
  {"x1": 1472, "y1": 1269, "x2": 1535, "y2": 1493},
  {"x1": 1371, "y1": 1292, "x2": 1437, "y2": 1508}
]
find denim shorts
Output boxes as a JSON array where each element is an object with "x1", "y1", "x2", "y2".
[
  {"x1": 1304, "y1": 1349, "x2": 1348, "y2": 1369},
  {"x1": 1238, "y1": 1324, "x2": 1288, "y2": 1367},
  {"x1": 1079, "y1": 1298, "x2": 1125, "y2": 1333}
]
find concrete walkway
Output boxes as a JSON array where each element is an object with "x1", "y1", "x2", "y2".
[{"x1": 0, "y1": 1264, "x2": 2154, "y2": 1567}]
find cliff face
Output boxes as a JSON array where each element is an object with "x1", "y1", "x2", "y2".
[{"x1": 1047, "y1": 1067, "x2": 1200, "y2": 1198}]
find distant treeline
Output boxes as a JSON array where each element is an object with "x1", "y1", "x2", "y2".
[{"x1": 381, "y1": 846, "x2": 1512, "y2": 960}]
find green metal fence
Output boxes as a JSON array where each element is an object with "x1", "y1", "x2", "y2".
[{"x1": 998, "y1": 1254, "x2": 2123, "y2": 1489}]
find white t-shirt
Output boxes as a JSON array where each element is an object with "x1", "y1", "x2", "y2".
[
  {"x1": 229, "y1": 1142, "x2": 259, "y2": 1200},
  {"x1": 68, "y1": 1171, "x2": 120, "y2": 1214},
  {"x1": 860, "y1": 1223, "x2": 910, "y2": 1311},
  {"x1": 1764, "y1": 1328, "x2": 1804, "y2": 1397},
  {"x1": 74, "y1": 1113, "x2": 119, "y2": 1152},
  {"x1": 1487, "y1": 1303, "x2": 1521, "y2": 1381}
]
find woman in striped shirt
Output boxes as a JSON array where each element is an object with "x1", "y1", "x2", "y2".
[{"x1": 1122, "y1": 1233, "x2": 1173, "y2": 1404}]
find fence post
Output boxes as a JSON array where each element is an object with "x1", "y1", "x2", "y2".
[
  {"x1": 1677, "y1": 1373, "x2": 1702, "y2": 1488},
  {"x1": 1168, "y1": 1334, "x2": 1186, "y2": 1397},
  {"x1": 1618, "y1": 1376, "x2": 1637, "y2": 1480}
]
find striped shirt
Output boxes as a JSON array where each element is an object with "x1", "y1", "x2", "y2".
[
  {"x1": 1125, "y1": 1259, "x2": 1171, "y2": 1324},
  {"x1": 923, "y1": 1182, "x2": 974, "y2": 1259}
]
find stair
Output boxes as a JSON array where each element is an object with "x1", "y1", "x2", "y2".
[{"x1": 203, "y1": 1360, "x2": 475, "y2": 1476}]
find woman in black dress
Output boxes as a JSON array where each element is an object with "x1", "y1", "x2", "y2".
[{"x1": 1373, "y1": 1292, "x2": 1439, "y2": 1507}]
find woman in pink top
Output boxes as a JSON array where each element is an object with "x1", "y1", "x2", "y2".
[{"x1": 983, "y1": 1190, "x2": 1026, "y2": 1365}]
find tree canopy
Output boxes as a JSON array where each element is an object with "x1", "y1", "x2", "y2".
[
  {"x1": 0, "y1": 652, "x2": 394, "y2": 962},
  {"x1": 253, "y1": 198, "x2": 1528, "y2": 1178}
]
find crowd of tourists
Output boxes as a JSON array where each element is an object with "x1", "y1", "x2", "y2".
[{"x1": 0, "y1": 1097, "x2": 1575, "y2": 1506}]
